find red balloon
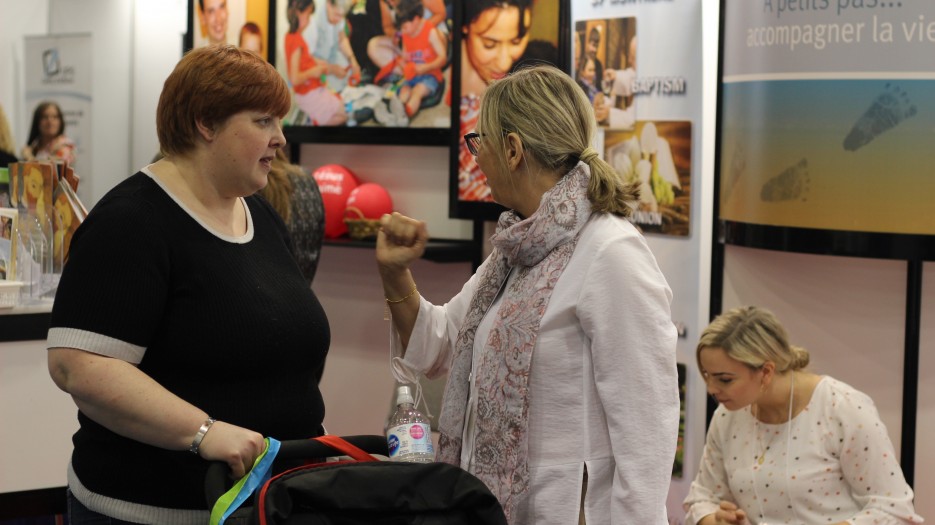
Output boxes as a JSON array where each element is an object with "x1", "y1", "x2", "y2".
[
  {"x1": 345, "y1": 183, "x2": 393, "y2": 220},
  {"x1": 312, "y1": 164, "x2": 359, "y2": 238}
]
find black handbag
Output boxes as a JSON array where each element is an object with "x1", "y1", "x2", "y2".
[{"x1": 206, "y1": 435, "x2": 507, "y2": 525}]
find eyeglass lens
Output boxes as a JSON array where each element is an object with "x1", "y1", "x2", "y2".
[{"x1": 465, "y1": 133, "x2": 480, "y2": 156}]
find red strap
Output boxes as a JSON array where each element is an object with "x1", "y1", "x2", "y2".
[{"x1": 314, "y1": 435, "x2": 378, "y2": 462}]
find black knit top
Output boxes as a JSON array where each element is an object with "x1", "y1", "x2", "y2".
[{"x1": 48, "y1": 170, "x2": 329, "y2": 521}]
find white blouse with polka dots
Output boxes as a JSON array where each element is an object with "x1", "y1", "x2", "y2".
[{"x1": 684, "y1": 376, "x2": 922, "y2": 524}]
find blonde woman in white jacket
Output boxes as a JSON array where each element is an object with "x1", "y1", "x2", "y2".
[{"x1": 376, "y1": 65, "x2": 680, "y2": 525}]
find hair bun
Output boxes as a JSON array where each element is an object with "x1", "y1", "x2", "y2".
[{"x1": 789, "y1": 345, "x2": 810, "y2": 370}]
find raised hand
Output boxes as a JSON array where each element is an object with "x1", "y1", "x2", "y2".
[{"x1": 376, "y1": 212, "x2": 428, "y2": 274}]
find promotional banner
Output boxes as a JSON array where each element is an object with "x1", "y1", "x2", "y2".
[
  {"x1": 573, "y1": 1, "x2": 698, "y2": 236},
  {"x1": 23, "y1": 34, "x2": 92, "y2": 195},
  {"x1": 720, "y1": 0, "x2": 935, "y2": 235}
]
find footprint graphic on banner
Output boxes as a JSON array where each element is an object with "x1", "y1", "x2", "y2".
[
  {"x1": 721, "y1": 143, "x2": 746, "y2": 203},
  {"x1": 761, "y1": 158, "x2": 809, "y2": 202},
  {"x1": 843, "y1": 83, "x2": 917, "y2": 151}
]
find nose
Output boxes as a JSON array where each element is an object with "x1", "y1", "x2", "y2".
[
  {"x1": 705, "y1": 381, "x2": 719, "y2": 396},
  {"x1": 271, "y1": 124, "x2": 286, "y2": 148},
  {"x1": 495, "y1": 46, "x2": 513, "y2": 75}
]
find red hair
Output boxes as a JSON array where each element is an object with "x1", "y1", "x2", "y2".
[{"x1": 157, "y1": 45, "x2": 290, "y2": 156}]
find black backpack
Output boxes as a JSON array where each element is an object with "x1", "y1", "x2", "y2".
[{"x1": 206, "y1": 435, "x2": 507, "y2": 525}]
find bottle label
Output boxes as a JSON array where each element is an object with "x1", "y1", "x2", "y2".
[{"x1": 386, "y1": 423, "x2": 434, "y2": 458}]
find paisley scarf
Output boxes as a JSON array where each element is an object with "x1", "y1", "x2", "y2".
[{"x1": 436, "y1": 163, "x2": 593, "y2": 521}]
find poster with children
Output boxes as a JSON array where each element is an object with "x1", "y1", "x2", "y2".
[
  {"x1": 192, "y1": 0, "x2": 272, "y2": 61},
  {"x1": 276, "y1": 0, "x2": 454, "y2": 128}
]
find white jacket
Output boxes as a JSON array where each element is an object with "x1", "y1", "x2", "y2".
[{"x1": 392, "y1": 213, "x2": 680, "y2": 525}]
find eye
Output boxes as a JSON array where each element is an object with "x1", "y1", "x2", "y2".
[{"x1": 718, "y1": 378, "x2": 733, "y2": 385}]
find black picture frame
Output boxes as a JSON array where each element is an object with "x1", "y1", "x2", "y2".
[
  {"x1": 274, "y1": 0, "x2": 456, "y2": 145},
  {"x1": 184, "y1": 0, "x2": 276, "y2": 63},
  {"x1": 448, "y1": 0, "x2": 572, "y2": 221}
]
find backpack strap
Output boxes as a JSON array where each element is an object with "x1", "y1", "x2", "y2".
[
  {"x1": 209, "y1": 437, "x2": 281, "y2": 525},
  {"x1": 315, "y1": 435, "x2": 380, "y2": 462}
]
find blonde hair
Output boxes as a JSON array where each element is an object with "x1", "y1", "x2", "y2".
[
  {"x1": 477, "y1": 65, "x2": 639, "y2": 216},
  {"x1": 697, "y1": 306, "x2": 810, "y2": 374},
  {"x1": 0, "y1": 104, "x2": 14, "y2": 154},
  {"x1": 260, "y1": 149, "x2": 299, "y2": 223}
]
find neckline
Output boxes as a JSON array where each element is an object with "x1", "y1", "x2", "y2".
[
  {"x1": 752, "y1": 374, "x2": 826, "y2": 426},
  {"x1": 141, "y1": 166, "x2": 254, "y2": 244}
]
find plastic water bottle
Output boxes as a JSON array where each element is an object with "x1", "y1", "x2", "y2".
[
  {"x1": 345, "y1": 102, "x2": 356, "y2": 127},
  {"x1": 385, "y1": 385, "x2": 435, "y2": 463}
]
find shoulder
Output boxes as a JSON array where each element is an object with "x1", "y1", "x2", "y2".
[
  {"x1": 80, "y1": 173, "x2": 164, "y2": 230},
  {"x1": 707, "y1": 405, "x2": 749, "y2": 440},
  {"x1": 576, "y1": 213, "x2": 653, "y2": 262},
  {"x1": 817, "y1": 376, "x2": 874, "y2": 405},
  {"x1": 90, "y1": 173, "x2": 161, "y2": 217},
  {"x1": 247, "y1": 193, "x2": 291, "y2": 236},
  {"x1": 580, "y1": 212, "x2": 641, "y2": 240},
  {"x1": 571, "y1": 213, "x2": 671, "y2": 299},
  {"x1": 71, "y1": 173, "x2": 173, "y2": 255},
  {"x1": 812, "y1": 376, "x2": 878, "y2": 421},
  {"x1": 289, "y1": 172, "x2": 321, "y2": 195},
  {"x1": 51, "y1": 135, "x2": 75, "y2": 149},
  {"x1": 247, "y1": 192, "x2": 282, "y2": 222}
]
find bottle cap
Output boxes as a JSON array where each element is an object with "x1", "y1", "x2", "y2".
[{"x1": 396, "y1": 385, "x2": 414, "y2": 405}]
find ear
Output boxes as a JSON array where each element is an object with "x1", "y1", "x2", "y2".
[
  {"x1": 195, "y1": 119, "x2": 216, "y2": 143},
  {"x1": 504, "y1": 132, "x2": 524, "y2": 172},
  {"x1": 759, "y1": 361, "x2": 776, "y2": 388}
]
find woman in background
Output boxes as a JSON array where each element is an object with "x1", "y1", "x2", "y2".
[
  {"x1": 260, "y1": 148, "x2": 325, "y2": 286},
  {"x1": 684, "y1": 306, "x2": 922, "y2": 525},
  {"x1": 22, "y1": 101, "x2": 76, "y2": 165}
]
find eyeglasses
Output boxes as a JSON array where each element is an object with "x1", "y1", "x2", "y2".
[
  {"x1": 464, "y1": 132, "x2": 482, "y2": 156},
  {"x1": 464, "y1": 131, "x2": 512, "y2": 156}
]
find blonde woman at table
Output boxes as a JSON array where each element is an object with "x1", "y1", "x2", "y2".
[{"x1": 684, "y1": 306, "x2": 922, "y2": 525}]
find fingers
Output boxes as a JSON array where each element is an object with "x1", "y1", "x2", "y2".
[
  {"x1": 379, "y1": 212, "x2": 427, "y2": 247},
  {"x1": 714, "y1": 501, "x2": 744, "y2": 525},
  {"x1": 719, "y1": 501, "x2": 738, "y2": 511},
  {"x1": 197, "y1": 421, "x2": 266, "y2": 479}
]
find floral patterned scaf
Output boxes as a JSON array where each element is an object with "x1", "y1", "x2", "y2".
[{"x1": 436, "y1": 163, "x2": 593, "y2": 521}]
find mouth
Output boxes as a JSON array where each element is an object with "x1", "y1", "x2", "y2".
[{"x1": 259, "y1": 156, "x2": 273, "y2": 171}]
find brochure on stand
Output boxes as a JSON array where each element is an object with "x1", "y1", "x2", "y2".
[
  {"x1": 0, "y1": 207, "x2": 17, "y2": 282},
  {"x1": 5, "y1": 161, "x2": 87, "y2": 304}
]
